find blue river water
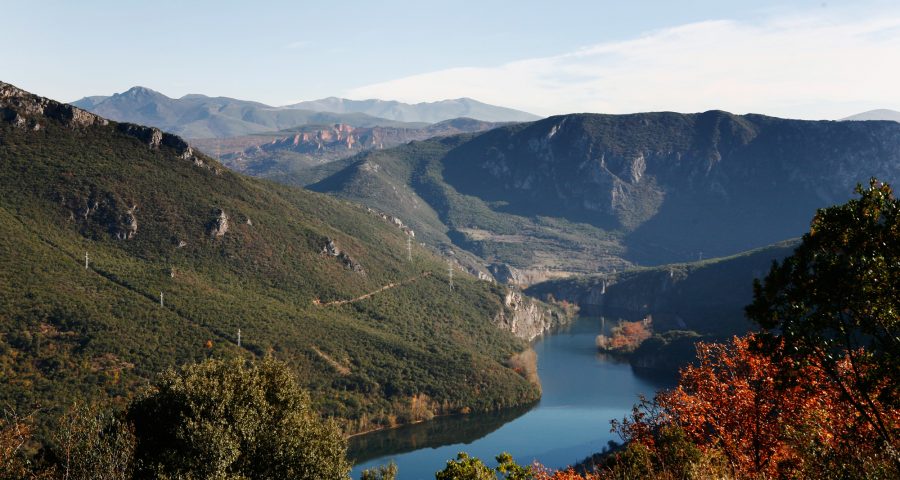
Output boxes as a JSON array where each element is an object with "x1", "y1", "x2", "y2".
[{"x1": 349, "y1": 317, "x2": 671, "y2": 479}]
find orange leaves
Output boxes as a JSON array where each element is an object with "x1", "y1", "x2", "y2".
[
  {"x1": 657, "y1": 336, "x2": 815, "y2": 475},
  {"x1": 596, "y1": 317, "x2": 653, "y2": 353},
  {"x1": 531, "y1": 464, "x2": 598, "y2": 480},
  {"x1": 613, "y1": 334, "x2": 900, "y2": 478}
]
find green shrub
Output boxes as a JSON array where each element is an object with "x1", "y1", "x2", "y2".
[{"x1": 128, "y1": 357, "x2": 350, "y2": 479}]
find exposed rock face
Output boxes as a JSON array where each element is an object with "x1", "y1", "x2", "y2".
[
  {"x1": 116, "y1": 205, "x2": 138, "y2": 240},
  {"x1": 0, "y1": 81, "x2": 208, "y2": 171},
  {"x1": 60, "y1": 189, "x2": 141, "y2": 241},
  {"x1": 321, "y1": 237, "x2": 364, "y2": 273},
  {"x1": 365, "y1": 207, "x2": 415, "y2": 237},
  {"x1": 1, "y1": 81, "x2": 108, "y2": 129},
  {"x1": 219, "y1": 119, "x2": 503, "y2": 174},
  {"x1": 209, "y1": 209, "x2": 229, "y2": 237},
  {"x1": 322, "y1": 238, "x2": 340, "y2": 256},
  {"x1": 488, "y1": 263, "x2": 526, "y2": 285},
  {"x1": 494, "y1": 290, "x2": 569, "y2": 341},
  {"x1": 115, "y1": 123, "x2": 199, "y2": 165}
]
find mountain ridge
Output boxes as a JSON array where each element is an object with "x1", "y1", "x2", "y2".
[
  {"x1": 71, "y1": 87, "x2": 539, "y2": 138},
  {"x1": 308, "y1": 110, "x2": 900, "y2": 283},
  {"x1": 1, "y1": 80, "x2": 566, "y2": 435},
  {"x1": 209, "y1": 118, "x2": 507, "y2": 181},
  {"x1": 843, "y1": 108, "x2": 900, "y2": 122},
  {"x1": 71, "y1": 86, "x2": 426, "y2": 138},
  {"x1": 285, "y1": 96, "x2": 541, "y2": 123}
]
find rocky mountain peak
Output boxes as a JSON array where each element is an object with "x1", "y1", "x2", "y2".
[
  {"x1": 119, "y1": 86, "x2": 166, "y2": 99},
  {"x1": 1, "y1": 80, "x2": 213, "y2": 172},
  {"x1": 1, "y1": 81, "x2": 109, "y2": 130}
]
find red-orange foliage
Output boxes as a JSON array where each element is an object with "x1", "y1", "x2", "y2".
[
  {"x1": 615, "y1": 334, "x2": 899, "y2": 478},
  {"x1": 596, "y1": 317, "x2": 652, "y2": 353},
  {"x1": 532, "y1": 465, "x2": 597, "y2": 480}
]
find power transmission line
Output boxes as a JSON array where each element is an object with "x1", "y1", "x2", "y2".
[{"x1": 448, "y1": 260, "x2": 454, "y2": 291}]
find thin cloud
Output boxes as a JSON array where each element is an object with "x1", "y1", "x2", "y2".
[
  {"x1": 284, "y1": 40, "x2": 310, "y2": 50},
  {"x1": 345, "y1": 11, "x2": 900, "y2": 119}
]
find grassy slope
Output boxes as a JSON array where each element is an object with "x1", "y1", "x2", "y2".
[{"x1": 0, "y1": 105, "x2": 539, "y2": 436}]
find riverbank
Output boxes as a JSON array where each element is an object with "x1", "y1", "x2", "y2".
[{"x1": 350, "y1": 316, "x2": 668, "y2": 479}]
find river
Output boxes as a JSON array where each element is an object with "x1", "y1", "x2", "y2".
[{"x1": 349, "y1": 316, "x2": 672, "y2": 479}]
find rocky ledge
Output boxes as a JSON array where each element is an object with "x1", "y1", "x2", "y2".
[
  {"x1": 1, "y1": 81, "x2": 108, "y2": 129},
  {"x1": 494, "y1": 290, "x2": 571, "y2": 341},
  {"x1": 1, "y1": 80, "x2": 211, "y2": 171}
]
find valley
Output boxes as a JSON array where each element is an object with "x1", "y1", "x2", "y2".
[
  {"x1": 302, "y1": 111, "x2": 900, "y2": 286},
  {"x1": 0, "y1": 82, "x2": 566, "y2": 440},
  {"x1": 4, "y1": 4, "x2": 900, "y2": 474}
]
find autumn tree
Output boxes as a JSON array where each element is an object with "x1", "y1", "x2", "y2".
[
  {"x1": 51, "y1": 402, "x2": 135, "y2": 480},
  {"x1": 746, "y1": 178, "x2": 900, "y2": 466},
  {"x1": 596, "y1": 318, "x2": 652, "y2": 353},
  {"x1": 0, "y1": 410, "x2": 35, "y2": 480}
]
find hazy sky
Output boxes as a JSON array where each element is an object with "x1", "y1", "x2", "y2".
[{"x1": 3, "y1": 0, "x2": 899, "y2": 119}]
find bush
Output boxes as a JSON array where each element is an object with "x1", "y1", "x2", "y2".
[{"x1": 128, "y1": 357, "x2": 350, "y2": 479}]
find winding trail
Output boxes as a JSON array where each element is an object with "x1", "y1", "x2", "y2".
[{"x1": 314, "y1": 271, "x2": 433, "y2": 307}]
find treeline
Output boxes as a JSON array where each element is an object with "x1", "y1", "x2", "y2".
[
  {"x1": 5, "y1": 181, "x2": 899, "y2": 479},
  {"x1": 0, "y1": 358, "x2": 349, "y2": 479}
]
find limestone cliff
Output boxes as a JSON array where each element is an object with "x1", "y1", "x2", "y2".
[
  {"x1": 1, "y1": 81, "x2": 108, "y2": 129},
  {"x1": 494, "y1": 290, "x2": 571, "y2": 341}
]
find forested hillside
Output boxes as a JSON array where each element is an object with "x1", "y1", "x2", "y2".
[{"x1": 0, "y1": 82, "x2": 550, "y2": 436}]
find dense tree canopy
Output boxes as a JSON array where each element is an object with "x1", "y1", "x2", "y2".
[
  {"x1": 128, "y1": 357, "x2": 350, "y2": 479},
  {"x1": 746, "y1": 179, "x2": 900, "y2": 462}
]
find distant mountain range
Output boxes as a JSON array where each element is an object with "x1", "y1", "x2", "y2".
[
  {"x1": 71, "y1": 87, "x2": 538, "y2": 138},
  {"x1": 201, "y1": 118, "x2": 505, "y2": 183},
  {"x1": 306, "y1": 111, "x2": 900, "y2": 283},
  {"x1": 843, "y1": 109, "x2": 900, "y2": 122},
  {"x1": 70, "y1": 87, "x2": 423, "y2": 138},
  {"x1": 2, "y1": 80, "x2": 556, "y2": 434},
  {"x1": 285, "y1": 97, "x2": 541, "y2": 124}
]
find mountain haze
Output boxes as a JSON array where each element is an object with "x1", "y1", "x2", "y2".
[
  {"x1": 210, "y1": 118, "x2": 506, "y2": 183},
  {"x1": 285, "y1": 97, "x2": 542, "y2": 123},
  {"x1": 71, "y1": 87, "x2": 424, "y2": 138},
  {"x1": 843, "y1": 109, "x2": 900, "y2": 122}
]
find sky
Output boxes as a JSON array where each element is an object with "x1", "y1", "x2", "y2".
[{"x1": 2, "y1": 0, "x2": 899, "y2": 119}]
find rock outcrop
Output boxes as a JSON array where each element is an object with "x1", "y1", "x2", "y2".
[
  {"x1": 115, "y1": 123, "x2": 201, "y2": 165},
  {"x1": 494, "y1": 290, "x2": 570, "y2": 341},
  {"x1": 209, "y1": 209, "x2": 229, "y2": 237},
  {"x1": 59, "y1": 189, "x2": 141, "y2": 241},
  {"x1": 115, "y1": 205, "x2": 139, "y2": 240},
  {"x1": 365, "y1": 207, "x2": 415, "y2": 237},
  {"x1": 1, "y1": 81, "x2": 108, "y2": 129},
  {"x1": 321, "y1": 238, "x2": 364, "y2": 273},
  {"x1": 488, "y1": 263, "x2": 526, "y2": 285},
  {"x1": 1, "y1": 81, "x2": 210, "y2": 171},
  {"x1": 219, "y1": 119, "x2": 504, "y2": 173}
]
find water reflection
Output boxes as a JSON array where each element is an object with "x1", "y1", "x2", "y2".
[
  {"x1": 350, "y1": 317, "x2": 670, "y2": 479},
  {"x1": 348, "y1": 404, "x2": 536, "y2": 465}
]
